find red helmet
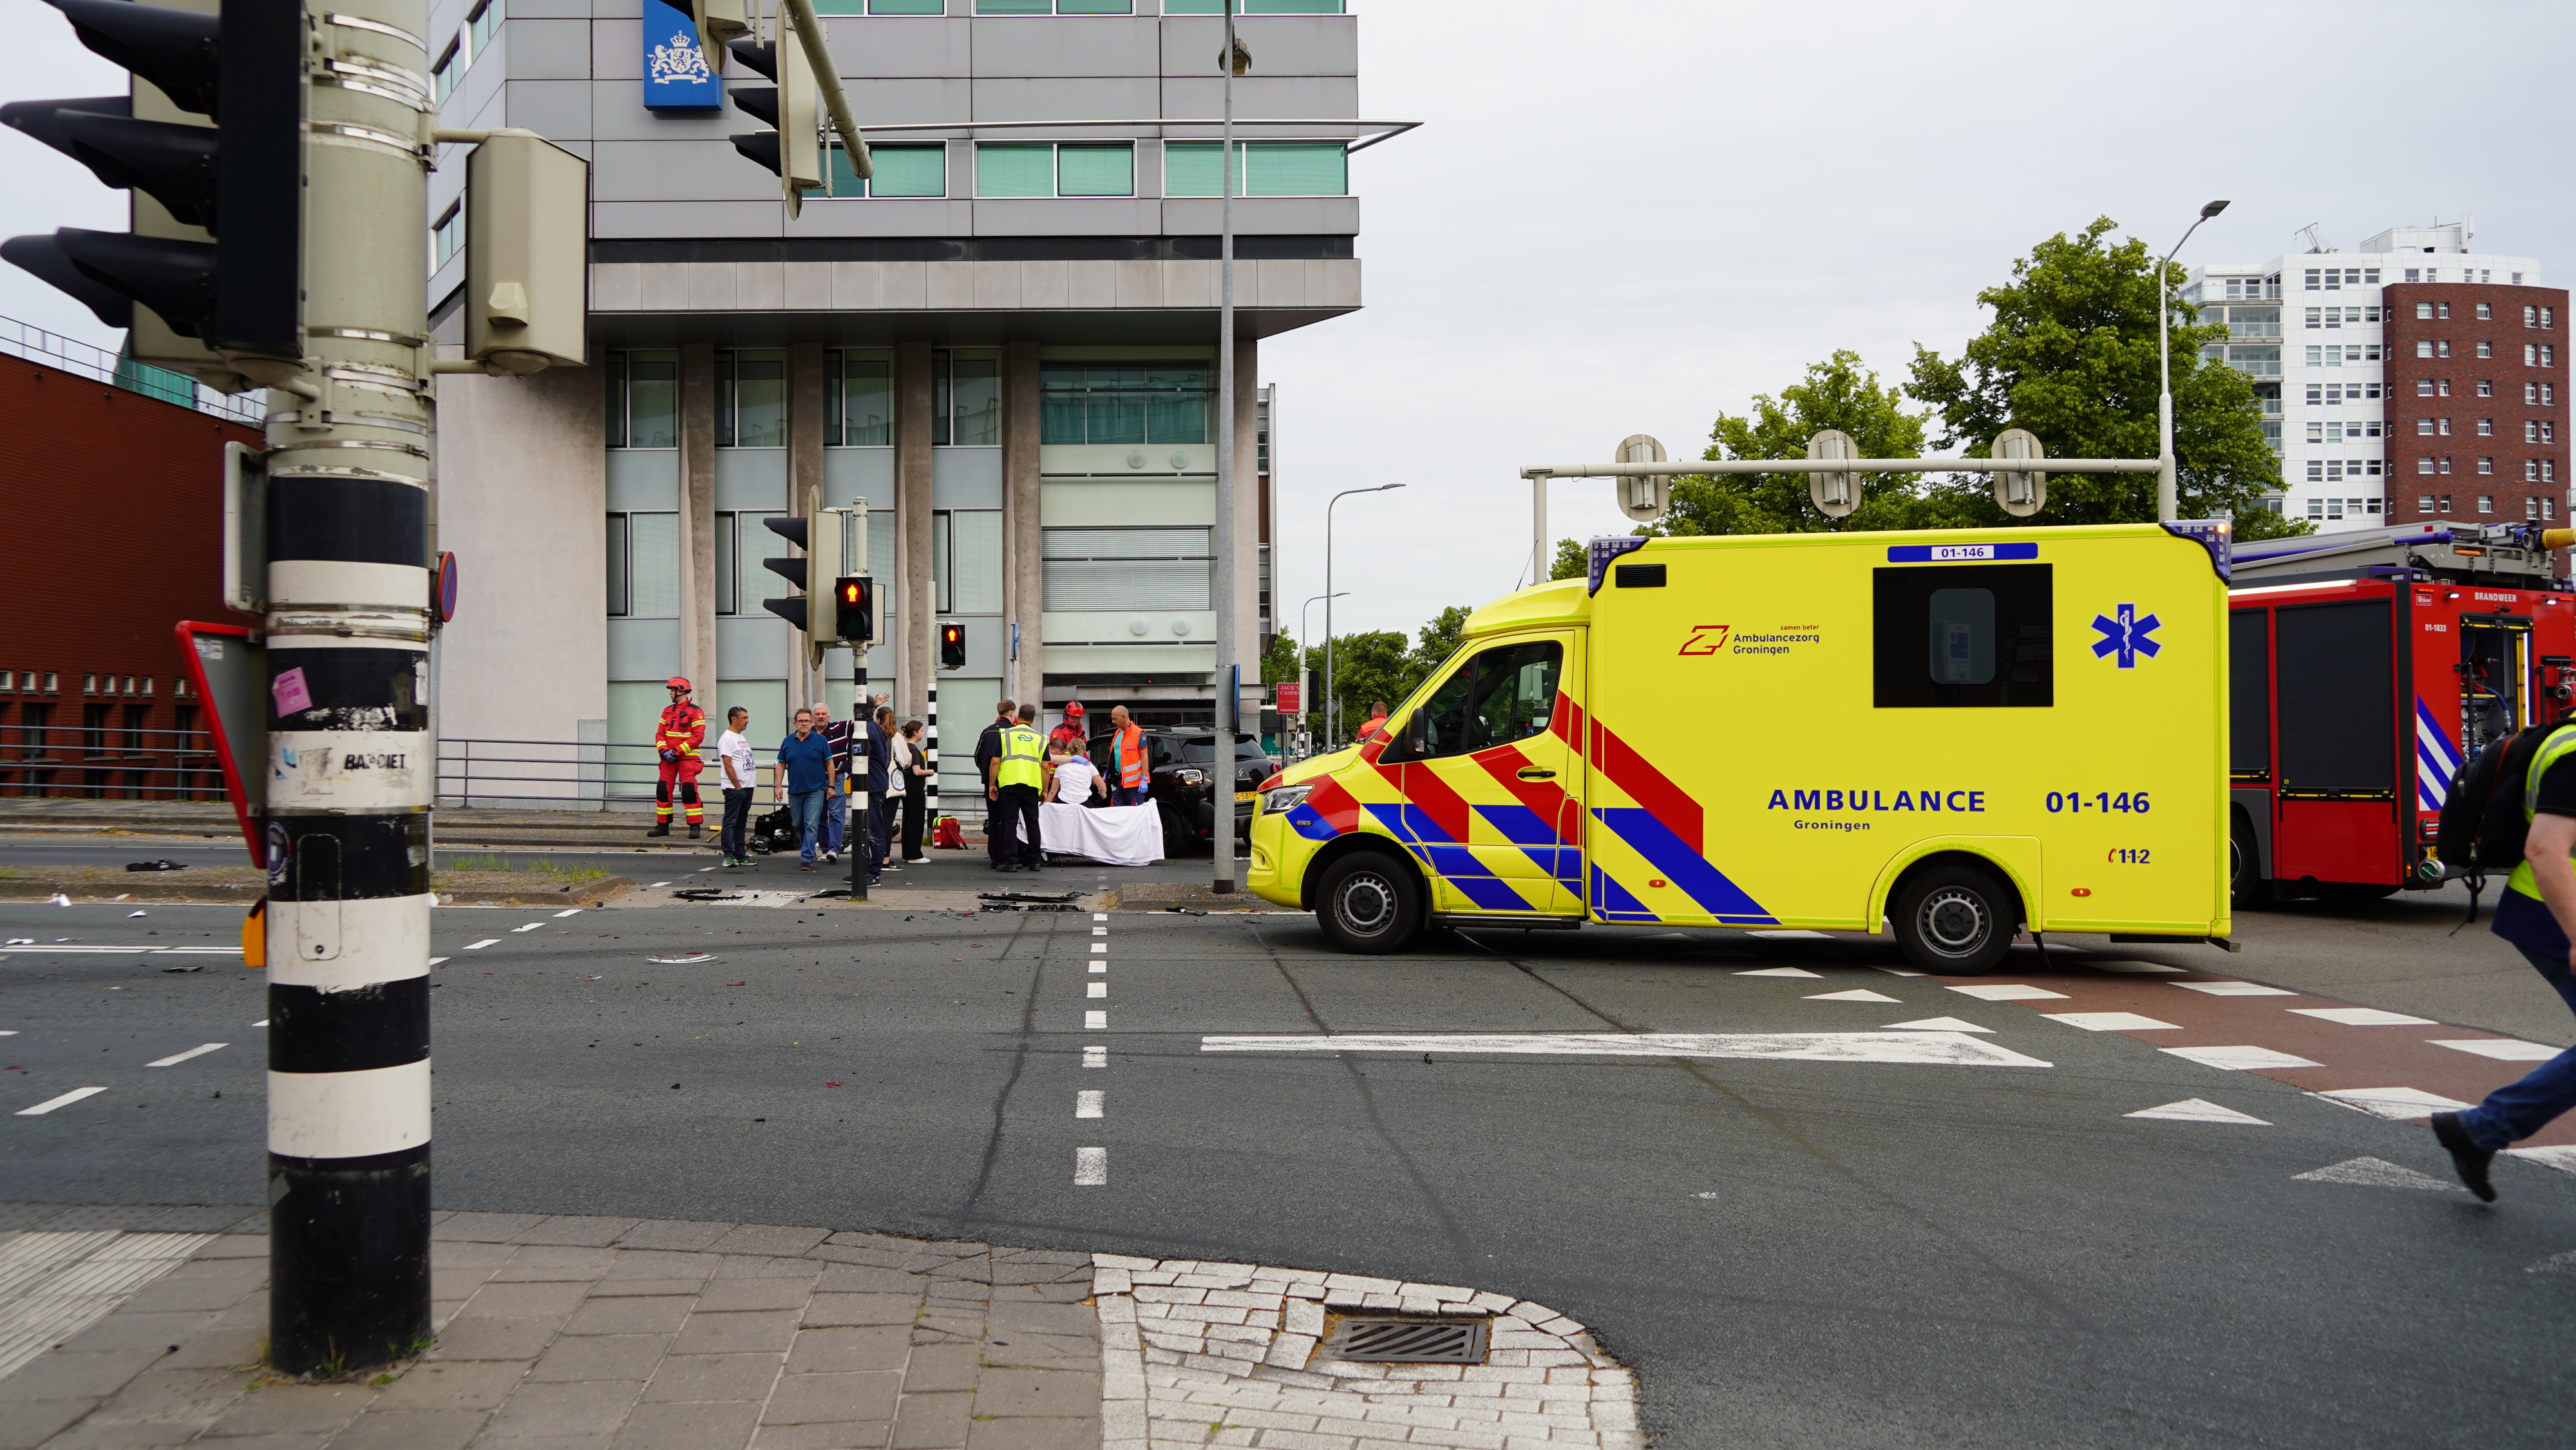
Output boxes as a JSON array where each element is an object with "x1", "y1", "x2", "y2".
[
  {"x1": 1063, "y1": 701, "x2": 1085, "y2": 716},
  {"x1": 666, "y1": 676, "x2": 691, "y2": 691}
]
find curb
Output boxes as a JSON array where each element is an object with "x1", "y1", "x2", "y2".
[{"x1": 0, "y1": 877, "x2": 639, "y2": 908}]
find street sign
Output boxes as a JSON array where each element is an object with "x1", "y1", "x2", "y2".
[
  {"x1": 1615, "y1": 434, "x2": 1667, "y2": 522},
  {"x1": 1991, "y1": 428, "x2": 2047, "y2": 517},
  {"x1": 435, "y1": 551, "x2": 459, "y2": 625},
  {"x1": 173, "y1": 620, "x2": 265, "y2": 865},
  {"x1": 1808, "y1": 429, "x2": 1859, "y2": 518},
  {"x1": 1276, "y1": 681, "x2": 1301, "y2": 714}
]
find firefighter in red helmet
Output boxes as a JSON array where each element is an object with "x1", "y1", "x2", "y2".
[{"x1": 650, "y1": 676, "x2": 708, "y2": 838}]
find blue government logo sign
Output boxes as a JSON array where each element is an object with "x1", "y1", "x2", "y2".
[{"x1": 641, "y1": 0, "x2": 723, "y2": 111}]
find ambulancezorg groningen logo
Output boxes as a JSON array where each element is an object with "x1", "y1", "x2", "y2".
[{"x1": 2089, "y1": 602, "x2": 2162, "y2": 669}]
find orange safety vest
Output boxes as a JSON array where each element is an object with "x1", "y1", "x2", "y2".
[
  {"x1": 656, "y1": 703, "x2": 706, "y2": 758},
  {"x1": 1358, "y1": 714, "x2": 1388, "y2": 742},
  {"x1": 1112, "y1": 724, "x2": 1149, "y2": 788}
]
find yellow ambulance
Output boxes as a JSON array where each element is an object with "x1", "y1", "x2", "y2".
[{"x1": 1247, "y1": 522, "x2": 2233, "y2": 969}]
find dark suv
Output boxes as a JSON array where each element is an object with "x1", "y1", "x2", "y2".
[{"x1": 1088, "y1": 730, "x2": 1274, "y2": 852}]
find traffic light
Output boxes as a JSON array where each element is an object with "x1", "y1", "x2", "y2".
[
  {"x1": 726, "y1": 6, "x2": 821, "y2": 216},
  {"x1": 834, "y1": 577, "x2": 873, "y2": 645},
  {"x1": 762, "y1": 487, "x2": 843, "y2": 638},
  {"x1": 690, "y1": 0, "x2": 748, "y2": 55},
  {"x1": 940, "y1": 623, "x2": 967, "y2": 671},
  {"x1": 3, "y1": 0, "x2": 304, "y2": 386},
  {"x1": 464, "y1": 134, "x2": 590, "y2": 373}
]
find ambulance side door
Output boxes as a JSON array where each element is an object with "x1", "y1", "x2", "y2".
[{"x1": 1376, "y1": 632, "x2": 1584, "y2": 916}]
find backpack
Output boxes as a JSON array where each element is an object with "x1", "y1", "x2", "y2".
[
  {"x1": 2434, "y1": 720, "x2": 2576, "y2": 924},
  {"x1": 933, "y1": 815, "x2": 968, "y2": 850}
]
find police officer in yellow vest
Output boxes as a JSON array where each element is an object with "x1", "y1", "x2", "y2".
[
  {"x1": 986, "y1": 703, "x2": 1047, "y2": 873},
  {"x1": 2433, "y1": 720, "x2": 2576, "y2": 1200}
]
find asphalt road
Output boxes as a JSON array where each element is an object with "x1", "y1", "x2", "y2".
[{"x1": 5, "y1": 861, "x2": 2575, "y2": 1447}]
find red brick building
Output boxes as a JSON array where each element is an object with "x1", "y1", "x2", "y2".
[
  {"x1": 0, "y1": 332, "x2": 261, "y2": 798},
  {"x1": 2383, "y1": 282, "x2": 2568, "y2": 522}
]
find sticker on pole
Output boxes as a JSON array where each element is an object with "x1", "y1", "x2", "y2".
[{"x1": 270, "y1": 667, "x2": 313, "y2": 716}]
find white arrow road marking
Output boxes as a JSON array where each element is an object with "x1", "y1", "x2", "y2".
[
  {"x1": 2161, "y1": 1044, "x2": 2320, "y2": 1071},
  {"x1": 2294, "y1": 1156, "x2": 2459, "y2": 1191},
  {"x1": 2427, "y1": 1038, "x2": 2563, "y2": 1062},
  {"x1": 17, "y1": 1087, "x2": 106, "y2": 1116},
  {"x1": 1198, "y1": 1033, "x2": 2050, "y2": 1067},
  {"x1": 144, "y1": 1044, "x2": 227, "y2": 1068},
  {"x1": 2126, "y1": 1098, "x2": 2269, "y2": 1125}
]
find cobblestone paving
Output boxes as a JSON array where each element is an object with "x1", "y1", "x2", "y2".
[
  {"x1": 1094, "y1": 1256, "x2": 1640, "y2": 1450},
  {"x1": 0, "y1": 1213, "x2": 1639, "y2": 1450}
]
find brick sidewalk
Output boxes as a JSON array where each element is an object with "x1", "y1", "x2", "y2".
[{"x1": 0, "y1": 1209, "x2": 1640, "y2": 1450}]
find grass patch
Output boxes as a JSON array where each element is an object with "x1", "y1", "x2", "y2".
[{"x1": 526, "y1": 857, "x2": 608, "y2": 884}]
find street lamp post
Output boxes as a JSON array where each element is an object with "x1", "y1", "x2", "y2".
[
  {"x1": 2158, "y1": 198, "x2": 2231, "y2": 522},
  {"x1": 1298, "y1": 591, "x2": 1347, "y2": 759},
  {"x1": 1212, "y1": 5, "x2": 1247, "y2": 893},
  {"x1": 1323, "y1": 484, "x2": 1403, "y2": 747}
]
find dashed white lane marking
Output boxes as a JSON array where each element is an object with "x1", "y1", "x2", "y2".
[
  {"x1": 2293, "y1": 1007, "x2": 2438, "y2": 1026},
  {"x1": 2163, "y1": 1044, "x2": 2322, "y2": 1070},
  {"x1": 1086, "y1": 982, "x2": 1107, "y2": 998},
  {"x1": 1087, "y1": 962, "x2": 1105, "y2": 975},
  {"x1": 1092, "y1": 927, "x2": 1107, "y2": 936},
  {"x1": 2430, "y1": 1038, "x2": 2564, "y2": 1062},
  {"x1": 510, "y1": 922, "x2": 544, "y2": 933},
  {"x1": 2172, "y1": 980, "x2": 2297, "y2": 997},
  {"x1": 1200, "y1": 1032, "x2": 2051, "y2": 1067},
  {"x1": 144, "y1": 1044, "x2": 227, "y2": 1068},
  {"x1": 553, "y1": 908, "x2": 583, "y2": 918},
  {"x1": 2126, "y1": 1098, "x2": 2270, "y2": 1125},
  {"x1": 464, "y1": 939, "x2": 500, "y2": 950},
  {"x1": 1885, "y1": 1016, "x2": 1992, "y2": 1033},
  {"x1": 1093, "y1": 913, "x2": 1107, "y2": 922},
  {"x1": 1805, "y1": 989, "x2": 1901, "y2": 1003},
  {"x1": 2314, "y1": 1085, "x2": 2475, "y2": 1120},
  {"x1": 1736, "y1": 967, "x2": 1821, "y2": 979},
  {"x1": 2295, "y1": 1156, "x2": 2459, "y2": 1191},
  {"x1": 2523, "y1": 1248, "x2": 2576, "y2": 1274},
  {"x1": 0, "y1": 1031, "x2": 14, "y2": 1038},
  {"x1": 1083, "y1": 1045, "x2": 1106, "y2": 1067},
  {"x1": 1075, "y1": 1146, "x2": 1108, "y2": 1185},
  {"x1": 649, "y1": 881, "x2": 673, "y2": 888},
  {"x1": 1076, "y1": 1089, "x2": 1104, "y2": 1118},
  {"x1": 1949, "y1": 984, "x2": 2070, "y2": 1002},
  {"x1": 428, "y1": 957, "x2": 449, "y2": 968},
  {"x1": 1085, "y1": 1011, "x2": 1106, "y2": 1029},
  {"x1": 17, "y1": 1087, "x2": 107, "y2": 1116},
  {"x1": 1090, "y1": 943, "x2": 1107, "y2": 954},
  {"x1": 252, "y1": 1020, "x2": 268, "y2": 1027},
  {"x1": 2042, "y1": 1011, "x2": 2182, "y2": 1032}
]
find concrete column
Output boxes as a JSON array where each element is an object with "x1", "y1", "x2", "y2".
[
  {"x1": 1003, "y1": 340, "x2": 1043, "y2": 705},
  {"x1": 788, "y1": 341, "x2": 827, "y2": 706},
  {"x1": 1230, "y1": 336, "x2": 1261, "y2": 683},
  {"x1": 896, "y1": 341, "x2": 935, "y2": 718},
  {"x1": 679, "y1": 342, "x2": 717, "y2": 692}
]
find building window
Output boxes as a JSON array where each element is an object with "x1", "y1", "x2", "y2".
[
  {"x1": 2549, "y1": 499, "x2": 2560, "y2": 520},
  {"x1": 433, "y1": 42, "x2": 461, "y2": 104},
  {"x1": 974, "y1": 0, "x2": 1134, "y2": 12},
  {"x1": 2439, "y1": 302, "x2": 2452, "y2": 320},
  {"x1": 1165, "y1": 142, "x2": 1350, "y2": 197},
  {"x1": 2443, "y1": 457, "x2": 2455, "y2": 474},
  {"x1": 2530, "y1": 497, "x2": 2543, "y2": 520},
  {"x1": 2477, "y1": 303, "x2": 2494, "y2": 321},
  {"x1": 712, "y1": 511, "x2": 785, "y2": 616},
  {"x1": 2546, "y1": 346, "x2": 2559, "y2": 368},
  {"x1": 2418, "y1": 379, "x2": 2436, "y2": 397},
  {"x1": 2307, "y1": 345, "x2": 2379, "y2": 367},
  {"x1": 2418, "y1": 496, "x2": 2436, "y2": 513},
  {"x1": 930, "y1": 348, "x2": 1001, "y2": 446},
  {"x1": 431, "y1": 204, "x2": 463, "y2": 273},
  {"x1": 811, "y1": 0, "x2": 945, "y2": 10},
  {"x1": 605, "y1": 511, "x2": 681, "y2": 618},
  {"x1": 2477, "y1": 341, "x2": 2494, "y2": 359},
  {"x1": 1165, "y1": 1, "x2": 1351, "y2": 10},
  {"x1": 2416, "y1": 302, "x2": 2434, "y2": 320},
  {"x1": 2547, "y1": 308, "x2": 2558, "y2": 330},
  {"x1": 469, "y1": 0, "x2": 500, "y2": 53},
  {"x1": 1039, "y1": 362, "x2": 1210, "y2": 446},
  {"x1": 1042, "y1": 526, "x2": 1212, "y2": 611},
  {"x1": 607, "y1": 350, "x2": 678, "y2": 449},
  {"x1": 974, "y1": 142, "x2": 1134, "y2": 198},
  {"x1": 2548, "y1": 384, "x2": 2560, "y2": 406},
  {"x1": 2478, "y1": 495, "x2": 2494, "y2": 513},
  {"x1": 2476, "y1": 379, "x2": 2493, "y2": 397},
  {"x1": 2479, "y1": 457, "x2": 2495, "y2": 475},
  {"x1": 715, "y1": 349, "x2": 787, "y2": 447},
  {"x1": 824, "y1": 143, "x2": 945, "y2": 197},
  {"x1": 2525, "y1": 382, "x2": 2539, "y2": 405},
  {"x1": 928, "y1": 510, "x2": 1005, "y2": 614},
  {"x1": 2549, "y1": 460, "x2": 2561, "y2": 484},
  {"x1": 2527, "y1": 459, "x2": 2541, "y2": 481},
  {"x1": 2417, "y1": 457, "x2": 2438, "y2": 475},
  {"x1": 2548, "y1": 423, "x2": 2561, "y2": 444},
  {"x1": 2416, "y1": 419, "x2": 2434, "y2": 436},
  {"x1": 825, "y1": 350, "x2": 893, "y2": 446}
]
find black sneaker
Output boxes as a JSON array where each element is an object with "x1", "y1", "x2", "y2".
[
  {"x1": 2431, "y1": 1112, "x2": 2499, "y2": 1202},
  {"x1": 645, "y1": 823, "x2": 670, "y2": 837}
]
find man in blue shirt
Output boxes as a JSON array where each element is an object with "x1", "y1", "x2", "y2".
[{"x1": 774, "y1": 707, "x2": 833, "y2": 870}]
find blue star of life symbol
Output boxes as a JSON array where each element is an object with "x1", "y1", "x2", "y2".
[{"x1": 2090, "y1": 602, "x2": 2161, "y2": 668}]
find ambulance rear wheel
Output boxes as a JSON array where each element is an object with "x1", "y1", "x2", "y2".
[
  {"x1": 2229, "y1": 815, "x2": 2268, "y2": 908},
  {"x1": 1891, "y1": 863, "x2": 2016, "y2": 975},
  {"x1": 1316, "y1": 852, "x2": 1424, "y2": 954}
]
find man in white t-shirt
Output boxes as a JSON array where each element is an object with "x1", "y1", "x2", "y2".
[
  {"x1": 1045, "y1": 739, "x2": 1105, "y2": 805},
  {"x1": 716, "y1": 707, "x2": 757, "y2": 866}
]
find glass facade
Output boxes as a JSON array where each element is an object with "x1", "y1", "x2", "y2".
[
  {"x1": 1041, "y1": 363, "x2": 1209, "y2": 445},
  {"x1": 606, "y1": 350, "x2": 677, "y2": 449},
  {"x1": 716, "y1": 349, "x2": 786, "y2": 447},
  {"x1": 828, "y1": 350, "x2": 894, "y2": 446},
  {"x1": 1166, "y1": 142, "x2": 1347, "y2": 197}
]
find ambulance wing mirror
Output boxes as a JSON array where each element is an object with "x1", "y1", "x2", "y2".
[
  {"x1": 1807, "y1": 430, "x2": 1857, "y2": 518},
  {"x1": 1991, "y1": 428, "x2": 2047, "y2": 517},
  {"x1": 1616, "y1": 434, "x2": 1668, "y2": 522}
]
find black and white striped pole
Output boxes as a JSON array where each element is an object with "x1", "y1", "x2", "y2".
[{"x1": 259, "y1": 0, "x2": 438, "y2": 1375}]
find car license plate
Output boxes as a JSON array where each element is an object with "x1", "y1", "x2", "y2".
[{"x1": 1235, "y1": 790, "x2": 1257, "y2": 803}]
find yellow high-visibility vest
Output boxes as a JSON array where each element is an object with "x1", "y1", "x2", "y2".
[{"x1": 996, "y1": 725, "x2": 1044, "y2": 790}]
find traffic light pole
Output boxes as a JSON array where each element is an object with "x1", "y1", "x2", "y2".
[{"x1": 258, "y1": 0, "x2": 437, "y2": 1375}]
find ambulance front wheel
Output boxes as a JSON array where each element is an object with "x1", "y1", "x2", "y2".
[
  {"x1": 1891, "y1": 863, "x2": 2018, "y2": 975},
  {"x1": 1315, "y1": 852, "x2": 1425, "y2": 954}
]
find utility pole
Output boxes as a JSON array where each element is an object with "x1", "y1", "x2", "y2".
[{"x1": 1211, "y1": 6, "x2": 1244, "y2": 895}]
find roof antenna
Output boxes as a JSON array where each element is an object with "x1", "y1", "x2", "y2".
[{"x1": 2294, "y1": 224, "x2": 2325, "y2": 254}]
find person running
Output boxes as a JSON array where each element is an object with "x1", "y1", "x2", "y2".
[{"x1": 715, "y1": 706, "x2": 756, "y2": 866}]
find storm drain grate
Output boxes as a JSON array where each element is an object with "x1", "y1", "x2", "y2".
[{"x1": 1324, "y1": 1317, "x2": 1490, "y2": 1364}]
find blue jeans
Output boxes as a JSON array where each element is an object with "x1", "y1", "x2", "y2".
[
  {"x1": 2457, "y1": 943, "x2": 2576, "y2": 1149},
  {"x1": 822, "y1": 783, "x2": 845, "y2": 854},
  {"x1": 788, "y1": 789, "x2": 825, "y2": 864},
  {"x1": 1112, "y1": 784, "x2": 1148, "y2": 806}
]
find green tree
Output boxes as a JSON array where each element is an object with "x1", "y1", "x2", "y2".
[
  {"x1": 1907, "y1": 216, "x2": 2306, "y2": 539},
  {"x1": 1652, "y1": 350, "x2": 1951, "y2": 537},
  {"x1": 1549, "y1": 538, "x2": 1586, "y2": 580},
  {"x1": 1409, "y1": 605, "x2": 1473, "y2": 678},
  {"x1": 1262, "y1": 630, "x2": 1302, "y2": 685},
  {"x1": 1319, "y1": 630, "x2": 1412, "y2": 742}
]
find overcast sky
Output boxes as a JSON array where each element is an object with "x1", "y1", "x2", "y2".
[{"x1": 4, "y1": 1, "x2": 2568, "y2": 644}]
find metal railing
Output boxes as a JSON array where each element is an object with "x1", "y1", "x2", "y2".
[
  {"x1": 435, "y1": 736, "x2": 986, "y2": 814},
  {"x1": 1, "y1": 725, "x2": 232, "y2": 800},
  {"x1": 0, "y1": 315, "x2": 266, "y2": 427}
]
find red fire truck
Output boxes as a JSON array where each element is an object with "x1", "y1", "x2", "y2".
[{"x1": 2228, "y1": 521, "x2": 2576, "y2": 903}]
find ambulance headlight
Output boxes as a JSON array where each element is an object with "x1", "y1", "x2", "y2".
[{"x1": 1263, "y1": 784, "x2": 1312, "y2": 815}]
